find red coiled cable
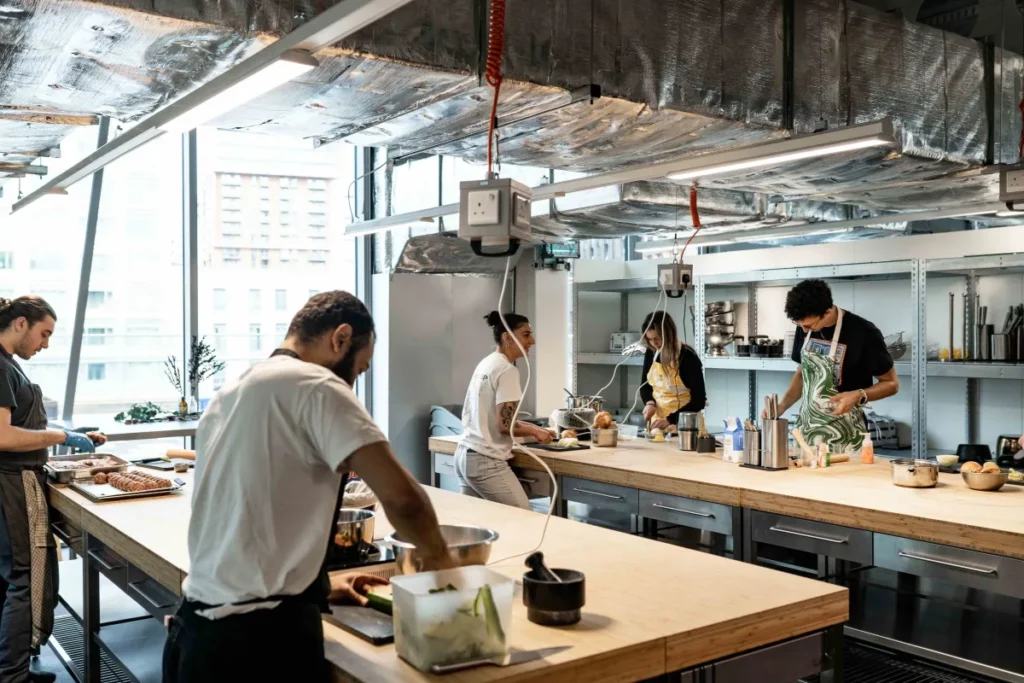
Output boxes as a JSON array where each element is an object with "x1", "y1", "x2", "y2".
[
  {"x1": 486, "y1": 0, "x2": 507, "y2": 173},
  {"x1": 679, "y1": 184, "x2": 702, "y2": 262}
]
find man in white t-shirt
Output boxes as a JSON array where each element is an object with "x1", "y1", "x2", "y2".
[
  {"x1": 163, "y1": 291, "x2": 451, "y2": 683},
  {"x1": 455, "y1": 311, "x2": 553, "y2": 509}
]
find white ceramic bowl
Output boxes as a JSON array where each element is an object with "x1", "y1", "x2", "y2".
[{"x1": 935, "y1": 454, "x2": 959, "y2": 468}]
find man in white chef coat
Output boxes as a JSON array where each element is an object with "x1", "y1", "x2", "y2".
[{"x1": 163, "y1": 291, "x2": 451, "y2": 682}]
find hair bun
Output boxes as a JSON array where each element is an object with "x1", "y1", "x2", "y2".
[
  {"x1": 0, "y1": 298, "x2": 11, "y2": 314},
  {"x1": 484, "y1": 311, "x2": 503, "y2": 326}
]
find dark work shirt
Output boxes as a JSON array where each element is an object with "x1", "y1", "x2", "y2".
[
  {"x1": 0, "y1": 345, "x2": 47, "y2": 467},
  {"x1": 791, "y1": 310, "x2": 893, "y2": 393},
  {"x1": 639, "y1": 346, "x2": 707, "y2": 425}
]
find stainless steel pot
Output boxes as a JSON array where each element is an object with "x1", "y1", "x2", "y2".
[
  {"x1": 386, "y1": 524, "x2": 499, "y2": 575},
  {"x1": 565, "y1": 395, "x2": 604, "y2": 412},
  {"x1": 678, "y1": 429, "x2": 698, "y2": 451},
  {"x1": 677, "y1": 412, "x2": 699, "y2": 430},
  {"x1": 705, "y1": 312, "x2": 735, "y2": 325},
  {"x1": 891, "y1": 459, "x2": 938, "y2": 488},
  {"x1": 334, "y1": 508, "x2": 375, "y2": 551},
  {"x1": 705, "y1": 301, "x2": 733, "y2": 315}
]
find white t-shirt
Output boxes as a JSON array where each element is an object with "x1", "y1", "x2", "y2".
[
  {"x1": 183, "y1": 355, "x2": 386, "y2": 609},
  {"x1": 460, "y1": 352, "x2": 523, "y2": 460}
]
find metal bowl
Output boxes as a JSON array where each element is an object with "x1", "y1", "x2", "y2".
[
  {"x1": 334, "y1": 508, "x2": 375, "y2": 551},
  {"x1": 705, "y1": 301, "x2": 733, "y2": 315},
  {"x1": 961, "y1": 470, "x2": 1009, "y2": 492},
  {"x1": 705, "y1": 312, "x2": 735, "y2": 326},
  {"x1": 386, "y1": 524, "x2": 499, "y2": 575},
  {"x1": 706, "y1": 324, "x2": 735, "y2": 336}
]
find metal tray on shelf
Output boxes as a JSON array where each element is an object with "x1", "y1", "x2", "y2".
[
  {"x1": 68, "y1": 476, "x2": 186, "y2": 502},
  {"x1": 45, "y1": 454, "x2": 130, "y2": 483}
]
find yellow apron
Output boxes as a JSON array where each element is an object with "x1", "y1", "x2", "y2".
[{"x1": 648, "y1": 360, "x2": 691, "y2": 419}]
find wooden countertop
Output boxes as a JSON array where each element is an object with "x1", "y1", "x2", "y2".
[
  {"x1": 48, "y1": 472, "x2": 846, "y2": 682},
  {"x1": 430, "y1": 436, "x2": 1024, "y2": 560}
]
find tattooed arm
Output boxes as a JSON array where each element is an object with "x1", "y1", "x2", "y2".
[{"x1": 495, "y1": 402, "x2": 553, "y2": 443}]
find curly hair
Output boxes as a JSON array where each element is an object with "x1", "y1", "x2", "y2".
[
  {"x1": 785, "y1": 279, "x2": 833, "y2": 321},
  {"x1": 286, "y1": 291, "x2": 374, "y2": 347}
]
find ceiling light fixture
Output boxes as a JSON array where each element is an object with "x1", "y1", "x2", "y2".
[
  {"x1": 159, "y1": 51, "x2": 318, "y2": 134},
  {"x1": 344, "y1": 119, "x2": 899, "y2": 237},
  {"x1": 12, "y1": 0, "x2": 416, "y2": 214}
]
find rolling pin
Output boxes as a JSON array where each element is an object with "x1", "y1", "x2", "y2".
[
  {"x1": 830, "y1": 454, "x2": 850, "y2": 464},
  {"x1": 164, "y1": 449, "x2": 196, "y2": 461}
]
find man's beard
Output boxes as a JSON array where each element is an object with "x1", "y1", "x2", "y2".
[{"x1": 330, "y1": 349, "x2": 358, "y2": 385}]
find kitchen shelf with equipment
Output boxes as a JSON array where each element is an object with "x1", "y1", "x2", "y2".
[
  {"x1": 704, "y1": 357, "x2": 914, "y2": 376},
  {"x1": 576, "y1": 352, "x2": 644, "y2": 366}
]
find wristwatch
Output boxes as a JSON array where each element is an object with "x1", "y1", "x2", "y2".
[{"x1": 857, "y1": 389, "x2": 868, "y2": 406}]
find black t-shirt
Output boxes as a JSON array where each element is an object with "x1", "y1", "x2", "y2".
[
  {"x1": 0, "y1": 345, "x2": 48, "y2": 467},
  {"x1": 790, "y1": 310, "x2": 893, "y2": 393}
]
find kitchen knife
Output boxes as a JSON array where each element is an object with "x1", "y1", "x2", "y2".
[
  {"x1": 429, "y1": 646, "x2": 573, "y2": 673},
  {"x1": 1004, "y1": 307, "x2": 1014, "y2": 333}
]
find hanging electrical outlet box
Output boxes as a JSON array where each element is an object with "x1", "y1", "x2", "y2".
[
  {"x1": 658, "y1": 263, "x2": 693, "y2": 299},
  {"x1": 458, "y1": 177, "x2": 532, "y2": 256},
  {"x1": 999, "y1": 169, "x2": 1024, "y2": 211}
]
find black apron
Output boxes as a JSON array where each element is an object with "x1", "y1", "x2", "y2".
[
  {"x1": 162, "y1": 349, "x2": 350, "y2": 683},
  {"x1": 0, "y1": 359, "x2": 58, "y2": 656}
]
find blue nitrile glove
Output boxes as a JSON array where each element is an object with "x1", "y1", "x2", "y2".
[{"x1": 63, "y1": 430, "x2": 96, "y2": 453}]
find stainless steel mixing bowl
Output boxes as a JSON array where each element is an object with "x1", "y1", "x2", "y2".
[{"x1": 386, "y1": 524, "x2": 499, "y2": 574}]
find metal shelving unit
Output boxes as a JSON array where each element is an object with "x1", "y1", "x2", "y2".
[
  {"x1": 699, "y1": 260, "x2": 925, "y2": 456},
  {"x1": 574, "y1": 254, "x2": 1024, "y2": 457}
]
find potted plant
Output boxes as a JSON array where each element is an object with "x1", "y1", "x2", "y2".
[
  {"x1": 164, "y1": 357, "x2": 187, "y2": 414},
  {"x1": 187, "y1": 336, "x2": 226, "y2": 412}
]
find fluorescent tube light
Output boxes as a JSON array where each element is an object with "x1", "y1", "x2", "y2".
[
  {"x1": 666, "y1": 138, "x2": 893, "y2": 182},
  {"x1": 160, "y1": 51, "x2": 318, "y2": 134}
]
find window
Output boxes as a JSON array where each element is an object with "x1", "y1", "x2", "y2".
[
  {"x1": 276, "y1": 323, "x2": 288, "y2": 341},
  {"x1": 87, "y1": 291, "x2": 112, "y2": 306},
  {"x1": 0, "y1": 252, "x2": 13, "y2": 269},
  {"x1": 308, "y1": 250, "x2": 327, "y2": 265},
  {"x1": 309, "y1": 289, "x2": 319, "y2": 298},
  {"x1": 213, "y1": 289, "x2": 227, "y2": 311},
  {"x1": 213, "y1": 324, "x2": 227, "y2": 353},
  {"x1": 85, "y1": 327, "x2": 112, "y2": 346},
  {"x1": 259, "y1": 249, "x2": 270, "y2": 268},
  {"x1": 87, "y1": 364, "x2": 106, "y2": 381},
  {"x1": 249, "y1": 324, "x2": 262, "y2": 352},
  {"x1": 258, "y1": 176, "x2": 270, "y2": 188},
  {"x1": 249, "y1": 289, "x2": 261, "y2": 311},
  {"x1": 213, "y1": 371, "x2": 226, "y2": 391},
  {"x1": 275, "y1": 289, "x2": 287, "y2": 311},
  {"x1": 223, "y1": 248, "x2": 241, "y2": 264}
]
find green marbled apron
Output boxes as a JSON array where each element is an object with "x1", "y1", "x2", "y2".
[{"x1": 796, "y1": 308, "x2": 865, "y2": 454}]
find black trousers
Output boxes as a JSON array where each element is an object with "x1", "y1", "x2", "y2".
[
  {"x1": 0, "y1": 492, "x2": 41, "y2": 683},
  {"x1": 162, "y1": 598, "x2": 331, "y2": 683}
]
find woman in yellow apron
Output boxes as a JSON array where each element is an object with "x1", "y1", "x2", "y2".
[{"x1": 640, "y1": 312, "x2": 707, "y2": 431}]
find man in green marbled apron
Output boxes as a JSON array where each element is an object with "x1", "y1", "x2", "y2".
[{"x1": 774, "y1": 280, "x2": 899, "y2": 453}]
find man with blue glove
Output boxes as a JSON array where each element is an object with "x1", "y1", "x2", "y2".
[{"x1": 0, "y1": 296, "x2": 106, "y2": 683}]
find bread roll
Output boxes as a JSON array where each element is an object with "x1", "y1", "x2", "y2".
[
  {"x1": 961, "y1": 461, "x2": 983, "y2": 474},
  {"x1": 981, "y1": 461, "x2": 1002, "y2": 474},
  {"x1": 560, "y1": 429, "x2": 578, "y2": 440}
]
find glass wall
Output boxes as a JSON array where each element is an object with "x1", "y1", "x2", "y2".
[
  {"x1": 0, "y1": 127, "x2": 94, "y2": 416},
  {"x1": 73, "y1": 132, "x2": 185, "y2": 420},
  {"x1": 194, "y1": 129, "x2": 358, "y2": 399}
]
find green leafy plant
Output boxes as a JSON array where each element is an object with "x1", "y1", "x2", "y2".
[
  {"x1": 114, "y1": 402, "x2": 163, "y2": 423},
  {"x1": 188, "y1": 336, "x2": 226, "y2": 400}
]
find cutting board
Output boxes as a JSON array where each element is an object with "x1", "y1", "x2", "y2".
[{"x1": 324, "y1": 605, "x2": 393, "y2": 646}]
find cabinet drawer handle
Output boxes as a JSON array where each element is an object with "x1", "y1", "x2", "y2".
[
  {"x1": 572, "y1": 487, "x2": 623, "y2": 500},
  {"x1": 898, "y1": 551, "x2": 998, "y2": 575},
  {"x1": 439, "y1": 462, "x2": 454, "y2": 468},
  {"x1": 87, "y1": 549, "x2": 124, "y2": 572},
  {"x1": 652, "y1": 502, "x2": 714, "y2": 519},
  {"x1": 769, "y1": 525, "x2": 848, "y2": 544},
  {"x1": 128, "y1": 581, "x2": 174, "y2": 609}
]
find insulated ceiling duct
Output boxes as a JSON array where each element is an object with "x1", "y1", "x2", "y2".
[{"x1": 1, "y1": 0, "x2": 1021, "y2": 243}]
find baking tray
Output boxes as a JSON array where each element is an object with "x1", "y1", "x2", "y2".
[
  {"x1": 68, "y1": 476, "x2": 187, "y2": 502},
  {"x1": 531, "y1": 443, "x2": 590, "y2": 452},
  {"x1": 45, "y1": 453, "x2": 130, "y2": 483}
]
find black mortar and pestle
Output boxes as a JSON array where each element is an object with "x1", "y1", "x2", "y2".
[{"x1": 523, "y1": 552, "x2": 586, "y2": 626}]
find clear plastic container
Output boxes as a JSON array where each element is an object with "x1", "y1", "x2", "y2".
[{"x1": 391, "y1": 566, "x2": 514, "y2": 672}]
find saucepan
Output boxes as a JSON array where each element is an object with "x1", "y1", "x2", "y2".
[
  {"x1": 891, "y1": 459, "x2": 938, "y2": 488},
  {"x1": 334, "y1": 508, "x2": 375, "y2": 552}
]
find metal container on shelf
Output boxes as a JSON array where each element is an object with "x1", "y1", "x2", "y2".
[
  {"x1": 992, "y1": 333, "x2": 1013, "y2": 362},
  {"x1": 977, "y1": 324, "x2": 993, "y2": 361},
  {"x1": 760, "y1": 419, "x2": 790, "y2": 469}
]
